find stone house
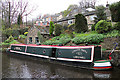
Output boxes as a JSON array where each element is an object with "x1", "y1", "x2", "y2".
[
  {"x1": 54, "y1": 11, "x2": 96, "y2": 30},
  {"x1": 26, "y1": 26, "x2": 49, "y2": 44}
]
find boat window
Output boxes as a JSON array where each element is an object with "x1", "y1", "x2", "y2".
[{"x1": 29, "y1": 37, "x2": 32, "y2": 44}]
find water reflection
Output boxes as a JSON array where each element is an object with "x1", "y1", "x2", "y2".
[
  {"x1": 2, "y1": 53, "x2": 120, "y2": 79},
  {"x1": 93, "y1": 71, "x2": 111, "y2": 78}
]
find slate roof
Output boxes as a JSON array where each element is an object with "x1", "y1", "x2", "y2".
[
  {"x1": 35, "y1": 26, "x2": 49, "y2": 34},
  {"x1": 54, "y1": 11, "x2": 96, "y2": 23}
]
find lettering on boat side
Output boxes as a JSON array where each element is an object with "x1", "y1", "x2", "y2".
[
  {"x1": 14, "y1": 47, "x2": 21, "y2": 51},
  {"x1": 73, "y1": 56, "x2": 86, "y2": 59},
  {"x1": 72, "y1": 49, "x2": 89, "y2": 59},
  {"x1": 72, "y1": 49, "x2": 88, "y2": 54}
]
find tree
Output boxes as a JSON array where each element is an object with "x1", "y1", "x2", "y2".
[
  {"x1": 37, "y1": 32, "x2": 44, "y2": 43},
  {"x1": 1, "y1": 0, "x2": 36, "y2": 25},
  {"x1": 94, "y1": 5, "x2": 107, "y2": 23},
  {"x1": 109, "y1": 1, "x2": 120, "y2": 22},
  {"x1": 49, "y1": 21, "x2": 55, "y2": 36},
  {"x1": 17, "y1": 13, "x2": 23, "y2": 25},
  {"x1": 1, "y1": 0, "x2": 36, "y2": 38},
  {"x1": 114, "y1": 22, "x2": 120, "y2": 31},
  {"x1": 54, "y1": 24, "x2": 63, "y2": 36},
  {"x1": 75, "y1": 14, "x2": 88, "y2": 33},
  {"x1": 79, "y1": 0, "x2": 97, "y2": 9}
]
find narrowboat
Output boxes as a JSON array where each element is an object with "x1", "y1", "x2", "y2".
[{"x1": 7, "y1": 44, "x2": 111, "y2": 70}]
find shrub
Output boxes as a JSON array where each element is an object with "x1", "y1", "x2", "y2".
[
  {"x1": 42, "y1": 34, "x2": 71, "y2": 45},
  {"x1": 72, "y1": 34, "x2": 104, "y2": 44},
  {"x1": 54, "y1": 24, "x2": 63, "y2": 36},
  {"x1": 63, "y1": 23, "x2": 68, "y2": 31},
  {"x1": 67, "y1": 23, "x2": 75, "y2": 31},
  {"x1": 114, "y1": 22, "x2": 120, "y2": 31},
  {"x1": 19, "y1": 35, "x2": 26, "y2": 39},
  {"x1": 0, "y1": 36, "x2": 19, "y2": 46},
  {"x1": 9, "y1": 40, "x2": 19, "y2": 44},
  {"x1": 0, "y1": 42, "x2": 10, "y2": 46},
  {"x1": 105, "y1": 30, "x2": 120, "y2": 37},
  {"x1": 5, "y1": 35, "x2": 14, "y2": 43},
  {"x1": 95, "y1": 20, "x2": 112, "y2": 33},
  {"x1": 75, "y1": 14, "x2": 88, "y2": 33},
  {"x1": 14, "y1": 37, "x2": 18, "y2": 40},
  {"x1": 2, "y1": 28, "x2": 13, "y2": 38},
  {"x1": 91, "y1": 24, "x2": 96, "y2": 31}
]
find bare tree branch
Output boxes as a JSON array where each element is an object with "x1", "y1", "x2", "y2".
[
  {"x1": 1, "y1": 0, "x2": 37, "y2": 25},
  {"x1": 79, "y1": 0, "x2": 97, "y2": 9}
]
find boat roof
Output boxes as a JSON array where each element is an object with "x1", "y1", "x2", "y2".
[{"x1": 11, "y1": 44, "x2": 101, "y2": 49}]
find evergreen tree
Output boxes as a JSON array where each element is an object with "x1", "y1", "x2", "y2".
[
  {"x1": 17, "y1": 14, "x2": 23, "y2": 25},
  {"x1": 109, "y1": 1, "x2": 120, "y2": 22},
  {"x1": 54, "y1": 24, "x2": 63, "y2": 36},
  {"x1": 37, "y1": 31, "x2": 44, "y2": 43},
  {"x1": 49, "y1": 21, "x2": 54, "y2": 36},
  {"x1": 75, "y1": 14, "x2": 88, "y2": 33}
]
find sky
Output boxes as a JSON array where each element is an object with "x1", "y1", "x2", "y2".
[{"x1": 25, "y1": 0, "x2": 120, "y2": 21}]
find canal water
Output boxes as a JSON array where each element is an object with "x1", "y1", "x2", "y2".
[{"x1": 2, "y1": 52, "x2": 120, "y2": 79}]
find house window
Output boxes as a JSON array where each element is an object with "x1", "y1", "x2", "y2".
[
  {"x1": 29, "y1": 37, "x2": 32, "y2": 44},
  {"x1": 35, "y1": 37, "x2": 39, "y2": 44},
  {"x1": 68, "y1": 20, "x2": 73, "y2": 24},
  {"x1": 90, "y1": 15, "x2": 97, "y2": 21}
]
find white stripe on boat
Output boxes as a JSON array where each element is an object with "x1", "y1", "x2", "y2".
[
  {"x1": 10, "y1": 50, "x2": 94, "y2": 62},
  {"x1": 49, "y1": 57, "x2": 56, "y2": 59},
  {"x1": 94, "y1": 62, "x2": 111, "y2": 67},
  {"x1": 10, "y1": 50, "x2": 49, "y2": 58},
  {"x1": 56, "y1": 58, "x2": 93, "y2": 62}
]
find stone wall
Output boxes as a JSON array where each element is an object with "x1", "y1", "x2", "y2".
[
  {"x1": 102, "y1": 50, "x2": 120, "y2": 67},
  {"x1": 101, "y1": 36, "x2": 120, "y2": 50},
  {"x1": 101, "y1": 36, "x2": 120, "y2": 67}
]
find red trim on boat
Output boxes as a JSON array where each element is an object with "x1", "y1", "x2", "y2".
[
  {"x1": 11, "y1": 44, "x2": 97, "y2": 48},
  {"x1": 93, "y1": 66, "x2": 112, "y2": 69}
]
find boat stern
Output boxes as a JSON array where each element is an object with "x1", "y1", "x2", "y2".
[{"x1": 93, "y1": 60, "x2": 112, "y2": 70}]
